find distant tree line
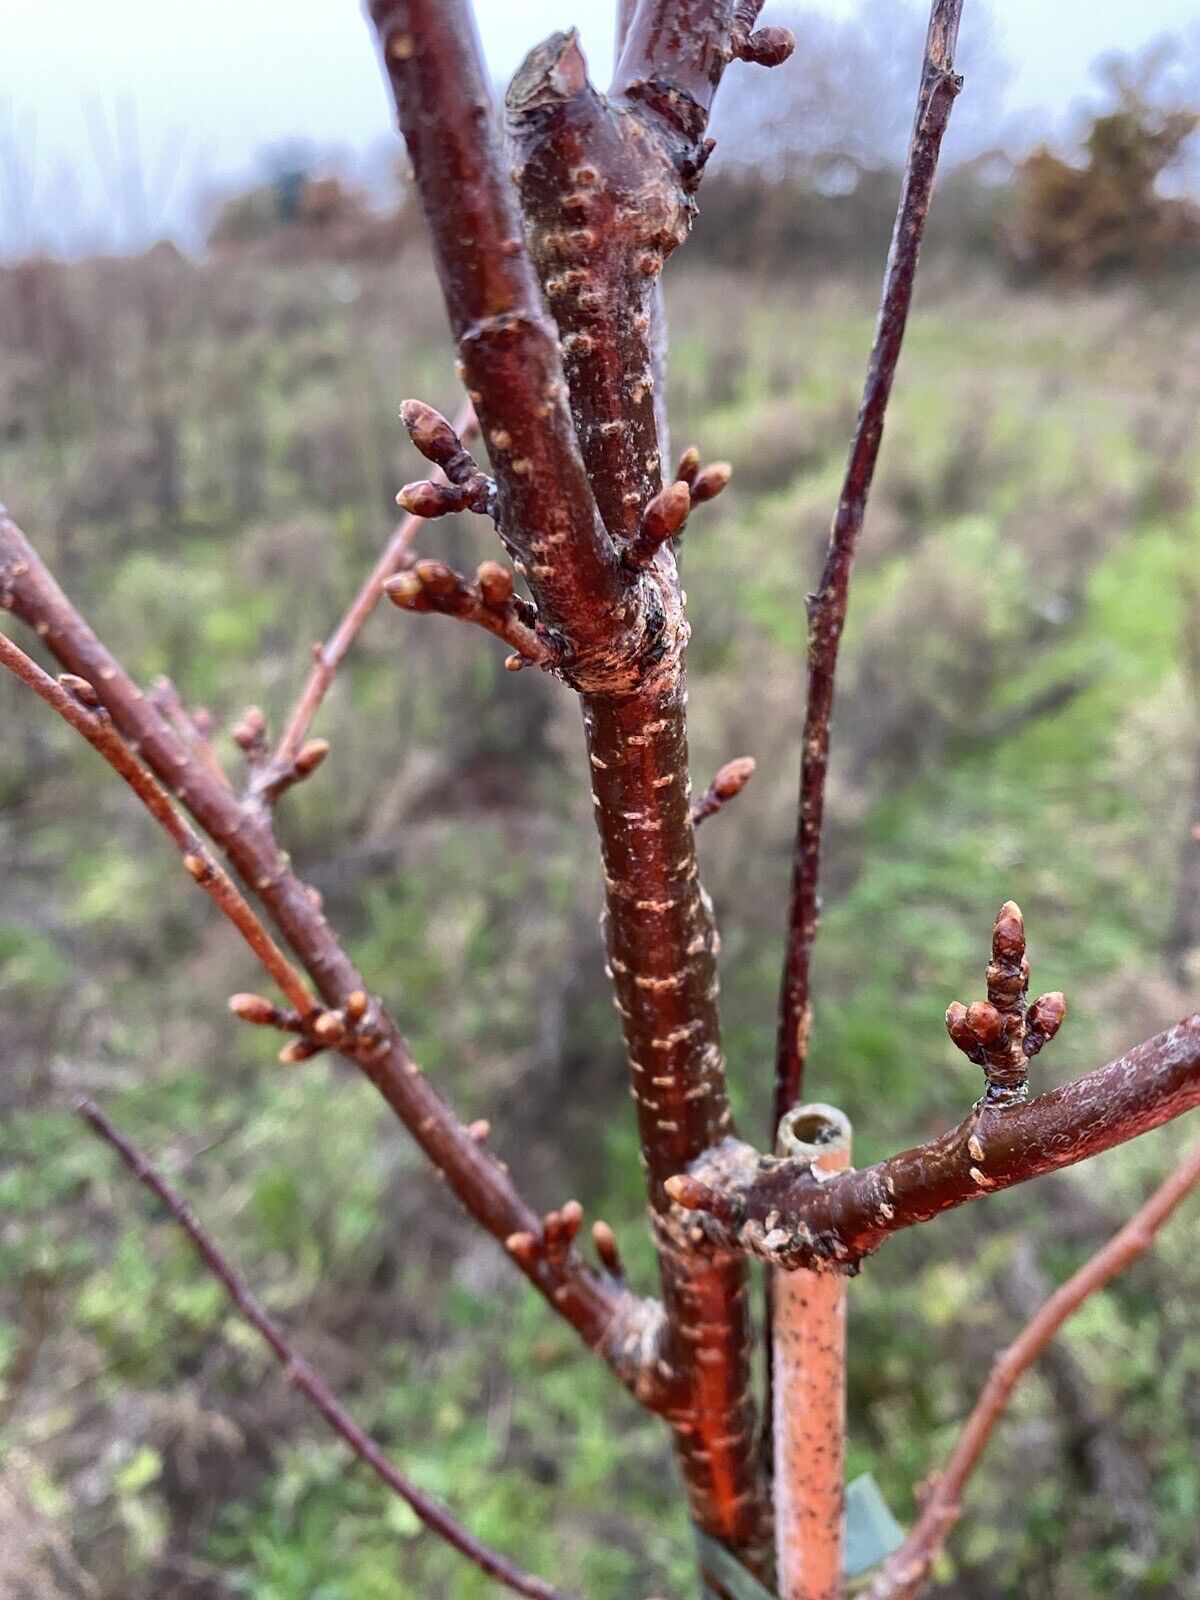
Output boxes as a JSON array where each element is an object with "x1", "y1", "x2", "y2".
[{"x1": 205, "y1": 2, "x2": 1200, "y2": 286}]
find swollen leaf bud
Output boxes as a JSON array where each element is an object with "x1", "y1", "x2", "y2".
[
  {"x1": 397, "y1": 479, "x2": 460, "y2": 519},
  {"x1": 229, "y1": 993, "x2": 279, "y2": 1026},
  {"x1": 689, "y1": 462, "x2": 732, "y2": 504},
  {"x1": 1025, "y1": 991, "x2": 1066, "y2": 1056},
  {"x1": 592, "y1": 1220, "x2": 623, "y2": 1276},
  {"x1": 231, "y1": 705, "x2": 267, "y2": 752},
  {"x1": 476, "y1": 560, "x2": 515, "y2": 609},
  {"x1": 965, "y1": 999, "x2": 1004, "y2": 1045},
  {"x1": 945, "y1": 1000, "x2": 976, "y2": 1053},
  {"x1": 413, "y1": 559, "x2": 460, "y2": 601},
  {"x1": 385, "y1": 570, "x2": 425, "y2": 609},
  {"x1": 992, "y1": 901, "x2": 1025, "y2": 964},
  {"x1": 712, "y1": 755, "x2": 756, "y2": 801},
  {"x1": 742, "y1": 25, "x2": 795, "y2": 67},
  {"x1": 294, "y1": 739, "x2": 330, "y2": 778},
  {"x1": 641, "y1": 480, "x2": 691, "y2": 549},
  {"x1": 400, "y1": 398, "x2": 461, "y2": 467}
]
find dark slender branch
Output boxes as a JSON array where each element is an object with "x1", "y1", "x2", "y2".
[
  {"x1": 863, "y1": 1142, "x2": 1200, "y2": 1600},
  {"x1": 774, "y1": 0, "x2": 964, "y2": 1129},
  {"x1": 76, "y1": 1097, "x2": 570, "y2": 1600},
  {"x1": 669, "y1": 1014, "x2": 1200, "y2": 1269},
  {"x1": 0, "y1": 629, "x2": 315, "y2": 1020},
  {"x1": 0, "y1": 512, "x2": 667, "y2": 1405}
]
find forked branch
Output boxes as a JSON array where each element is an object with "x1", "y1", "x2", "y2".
[
  {"x1": 775, "y1": 0, "x2": 965, "y2": 1128},
  {"x1": 257, "y1": 401, "x2": 477, "y2": 799},
  {"x1": 76, "y1": 1097, "x2": 570, "y2": 1600},
  {"x1": 864, "y1": 1141, "x2": 1200, "y2": 1600},
  {"x1": 0, "y1": 512, "x2": 667, "y2": 1406},
  {"x1": 669, "y1": 1014, "x2": 1200, "y2": 1269}
]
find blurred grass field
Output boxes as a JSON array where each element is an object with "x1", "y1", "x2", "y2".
[{"x1": 1, "y1": 243, "x2": 1199, "y2": 1598}]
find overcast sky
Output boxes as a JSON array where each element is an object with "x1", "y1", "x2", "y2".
[{"x1": 2, "y1": 0, "x2": 1197, "y2": 254}]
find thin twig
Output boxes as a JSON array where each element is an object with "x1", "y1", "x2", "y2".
[
  {"x1": 0, "y1": 513, "x2": 665, "y2": 1404},
  {"x1": 265, "y1": 402, "x2": 477, "y2": 781},
  {"x1": 76, "y1": 1096, "x2": 570, "y2": 1600},
  {"x1": 0, "y1": 629, "x2": 315, "y2": 1018},
  {"x1": 863, "y1": 1142, "x2": 1200, "y2": 1600},
  {"x1": 775, "y1": 0, "x2": 965, "y2": 1130}
]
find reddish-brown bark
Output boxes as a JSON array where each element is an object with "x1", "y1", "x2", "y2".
[
  {"x1": 775, "y1": 0, "x2": 964, "y2": 1129},
  {"x1": 368, "y1": 0, "x2": 794, "y2": 1564},
  {"x1": 0, "y1": 512, "x2": 662, "y2": 1402},
  {"x1": 368, "y1": 0, "x2": 639, "y2": 687},
  {"x1": 670, "y1": 1014, "x2": 1200, "y2": 1268}
]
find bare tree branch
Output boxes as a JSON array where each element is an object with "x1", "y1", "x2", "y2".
[
  {"x1": 367, "y1": 0, "x2": 636, "y2": 683},
  {"x1": 863, "y1": 1141, "x2": 1200, "y2": 1600},
  {"x1": 668, "y1": 1014, "x2": 1200, "y2": 1269},
  {"x1": 0, "y1": 511, "x2": 667, "y2": 1405},
  {"x1": 775, "y1": 0, "x2": 964, "y2": 1129},
  {"x1": 76, "y1": 1096, "x2": 571, "y2": 1600},
  {"x1": 256, "y1": 402, "x2": 477, "y2": 800},
  {"x1": 500, "y1": 7, "x2": 794, "y2": 1559}
]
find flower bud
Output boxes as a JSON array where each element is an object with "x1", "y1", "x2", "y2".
[
  {"x1": 476, "y1": 560, "x2": 515, "y2": 608},
  {"x1": 400, "y1": 398, "x2": 460, "y2": 467},
  {"x1": 689, "y1": 462, "x2": 732, "y2": 504},
  {"x1": 965, "y1": 1000, "x2": 1004, "y2": 1045}
]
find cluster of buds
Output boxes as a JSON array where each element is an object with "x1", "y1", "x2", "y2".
[
  {"x1": 623, "y1": 446, "x2": 732, "y2": 570},
  {"x1": 396, "y1": 399, "x2": 495, "y2": 521},
  {"x1": 692, "y1": 755, "x2": 756, "y2": 828},
  {"x1": 385, "y1": 557, "x2": 556, "y2": 672},
  {"x1": 233, "y1": 703, "x2": 330, "y2": 805},
  {"x1": 730, "y1": 1, "x2": 795, "y2": 68},
  {"x1": 229, "y1": 987, "x2": 376, "y2": 1063},
  {"x1": 506, "y1": 1204, "x2": 627, "y2": 1278},
  {"x1": 946, "y1": 901, "x2": 1066, "y2": 1104}
]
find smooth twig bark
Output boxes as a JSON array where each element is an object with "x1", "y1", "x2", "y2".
[
  {"x1": 76, "y1": 1097, "x2": 570, "y2": 1600},
  {"x1": 259, "y1": 402, "x2": 477, "y2": 795},
  {"x1": 863, "y1": 1141, "x2": 1200, "y2": 1600},
  {"x1": 669, "y1": 1014, "x2": 1200, "y2": 1269},
  {"x1": 775, "y1": 0, "x2": 964, "y2": 1129},
  {"x1": 0, "y1": 512, "x2": 665, "y2": 1403}
]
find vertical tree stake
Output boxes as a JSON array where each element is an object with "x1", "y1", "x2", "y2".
[{"x1": 772, "y1": 1105, "x2": 852, "y2": 1600}]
